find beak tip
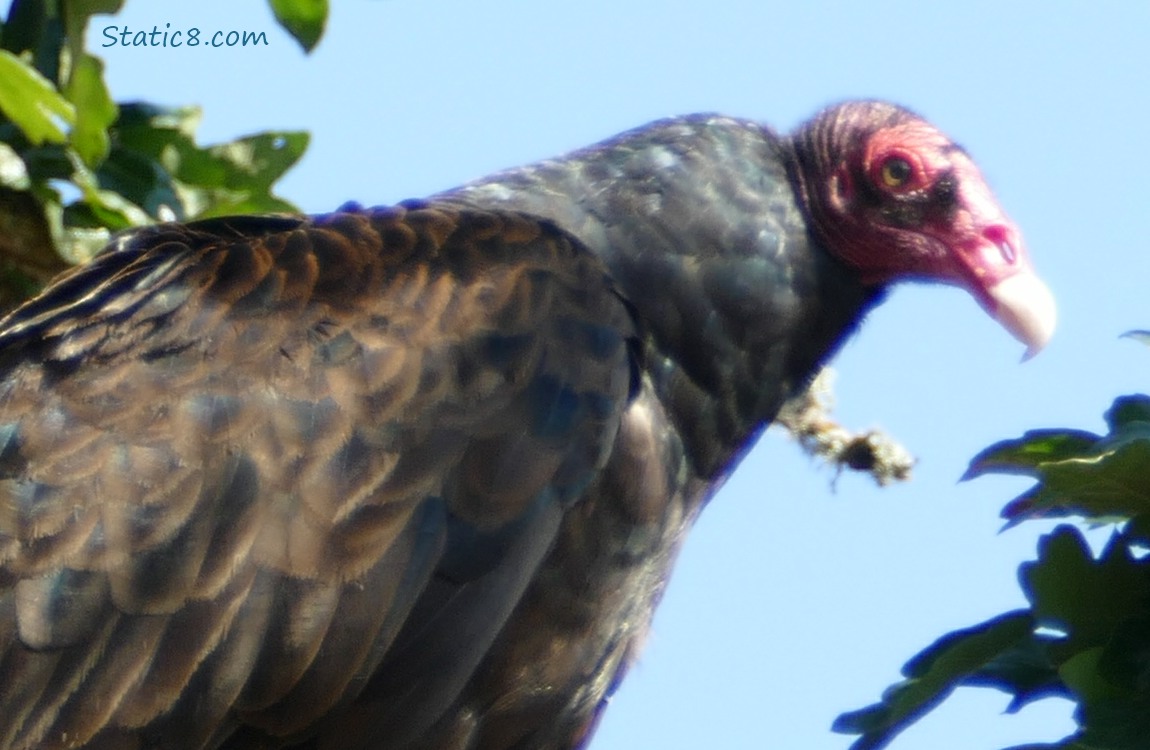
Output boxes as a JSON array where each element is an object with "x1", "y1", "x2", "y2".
[{"x1": 987, "y1": 273, "x2": 1057, "y2": 361}]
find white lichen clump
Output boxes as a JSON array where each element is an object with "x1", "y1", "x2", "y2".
[{"x1": 776, "y1": 368, "x2": 915, "y2": 486}]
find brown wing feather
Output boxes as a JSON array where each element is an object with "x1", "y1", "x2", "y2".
[{"x1": 0, "y1": 203, "x2": 637, "y2": 749}]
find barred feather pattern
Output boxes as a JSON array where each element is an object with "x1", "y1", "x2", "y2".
[{"x1": 0, "y1": 204, "x2": 637, "y2": 750}]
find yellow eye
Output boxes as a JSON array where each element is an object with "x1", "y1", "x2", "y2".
[{"x1": 880, "y1": 157, "x2": 913, "y2": 188}]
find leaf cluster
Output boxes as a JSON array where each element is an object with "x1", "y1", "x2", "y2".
[
  {"x1": 836, "y1": 373, "x2": 1150, "y2": 748},
  {"x1": 0, "y1": 0, "x2": 326, "y2": 311}
]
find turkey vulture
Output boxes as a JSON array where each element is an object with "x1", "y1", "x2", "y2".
[{"x1": 0, "y1": 101, "x2": 1053, "y2": 749}]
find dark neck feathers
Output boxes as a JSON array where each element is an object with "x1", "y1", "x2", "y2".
[{"x1": 437, "y1": 114, "x2": 882, "y2": 478}]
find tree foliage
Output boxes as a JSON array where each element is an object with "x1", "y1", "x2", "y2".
[
  {"x1": 837, "y1": 339, "x2": 1150, "y2": 749},
  {"x1": 0, "y1": 0, "x2": 324, "y2": 312}
]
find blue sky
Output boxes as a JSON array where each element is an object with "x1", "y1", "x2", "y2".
[{"x1": 91, "y1": 2, "x2": 1150, "y2": 747}]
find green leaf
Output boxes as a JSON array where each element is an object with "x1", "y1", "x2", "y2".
[
  {"x1": 964, "y1": 429, "x2": 1101, "y2": 480},
  {"x1": 64, "y1": 0, "x2": 126, "y2": 18},
  {"x1": 1060, "y1": 648, "x2": 1124, "y2": 704},
  {"x1": 1011, "y1": 440, "x2": 1150, "y2": 522},
  {"x1": 1104, "y1": 395, "x2": 1150, "y2": 433},
  {"x1": 0, "y1": 49, "x2": 74, "y2": 144},
  {"x1": 1021, "y1": 527, "x2": 1150, "y2": 650},
  {"x1": 1064, "y1": 646, "x2": 1150, "y2": 750},
  {"x1": 96, "y1": 144, "x2": 181, "y2": 220},
  {"x1": 160, "y1": 129, "x2": 308, "y2": 217},
  {"x1": 210, "y1": 135, "x2": 291, "y2": 178},
  {"x1": 19, "y1": 142, "x2": 73, "y2": 181},
  {"x1": 1119, "y1": 330, "x2": 1150, "y2": 347},
  {"x1": 65, "y1": 149, "x2": 150, "y2": 231},
  {"x1": 1119, "y1": 513, "x2": 1150, "y2": 546},
  {"x1": 65, "y1": 0, "x2": 126, "y2": 16},
  {"x1": 1, "y1": 0, "x2": 47, "y2": 55},
  {"x1": 1095, "y1": 616, "x2": 1150, "y2": 694},
  {"x1": 62, "y1": 0, "x2": 125, "y2": 66},
  {"x1": 970, "y1": 399, "x2": 1150, "y2": 525},
  {"x1": 64, "y1": 53, "x2": 118, "y2": 166},
  {"x1": 269, "y1": 0, "x2": 328, "y2": 52},
  {"x1": 834, "y1": 611, "x2": 1036, "y2": 750},
  {"x1": 1, "y1": 0, "x2": 66, "y2": 82},
  {"x1": 114, "y1": 101, "x2": 202, "y2": 139},
  {"x1": 100, "y1": 103, "x2": 307, "y2": 219},
  {"x1": 966, "y1": 632, "x2": 1067, "y2": 713}
]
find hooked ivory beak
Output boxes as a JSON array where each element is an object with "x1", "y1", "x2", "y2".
[{"x1": 986, "y1": 272, "x2": 1056, "y2": 360}]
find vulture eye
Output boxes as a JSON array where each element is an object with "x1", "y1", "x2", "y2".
[{"x1": 879, "y1": 157, "x2": 913, "y2": 188}]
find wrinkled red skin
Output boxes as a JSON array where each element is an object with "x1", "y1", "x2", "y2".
[{"x1": 828, "y1": 119, "x2": 1033, "y2": 310}]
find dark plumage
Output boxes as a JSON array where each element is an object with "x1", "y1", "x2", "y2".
[{"x1": 0, "y1": 101, "x2": 1053, "y2": 749}]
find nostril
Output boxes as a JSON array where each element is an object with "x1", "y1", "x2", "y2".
[{"x1": 984, "y1": 226, "x2": 1017, "y2": 264}]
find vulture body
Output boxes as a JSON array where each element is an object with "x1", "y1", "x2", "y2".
[{"x1": 0, "y1": 102, "x2": 1054, "y2": 749}]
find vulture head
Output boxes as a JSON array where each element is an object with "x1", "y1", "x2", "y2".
[{"x1": 790, "y1": 101, "x2": 1056, "y2": 358}]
